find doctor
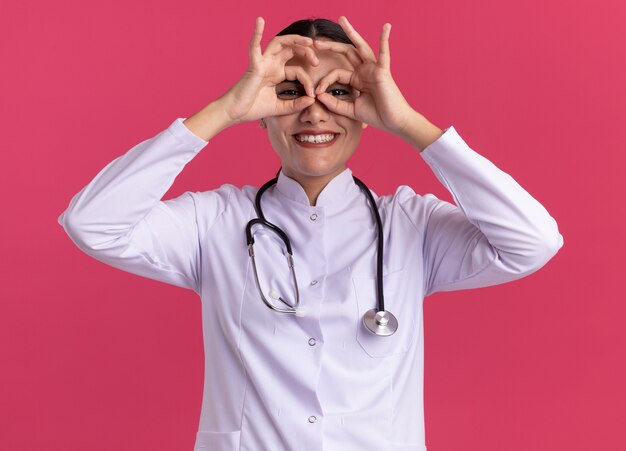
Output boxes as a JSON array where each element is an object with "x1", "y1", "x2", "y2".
[{"x1": 59, "y1": 16, "x2": 563, "y2": 451}]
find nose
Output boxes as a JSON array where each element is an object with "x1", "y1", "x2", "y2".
[{"x1": 299, "y1": 97, "x2": 330, "y2": 125}]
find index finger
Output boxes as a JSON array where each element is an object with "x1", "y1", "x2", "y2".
[
  {"x1": 283, "y1": 65, "x2": 316, "y2": 98},
  {"x1": 249, "y1": 17, "x2": 265, "y2": 62},
  {"x1": 338, "y1": 16, "x2": 376, "y2": 62},
  {"x1": 265, "y1": 34, "x2": 314, "y2": 54},
  {"x1": 313, "y1": 40, "x2": 362, "y2": 68},
  {"x1": 314, "y1": 68, "x2": 355, "y2": 95}
]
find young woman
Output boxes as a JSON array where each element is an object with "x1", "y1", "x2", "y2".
[{"x1": 59, "y1": 16, "x2": 563, "y2": 451}]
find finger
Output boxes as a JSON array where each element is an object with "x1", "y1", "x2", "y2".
[
  {"x1": 313, "y1": 40, "x2": 362, "y2": 68},
  {"x1": 265, "y1": 34, "x2": 313, "y2": 55},
  {"x1": 249, "y1": 17, "x2": 265, "y2": 62},
  {"x1": 338, "y1": 16, "x2": 376, "y2": 62},
  {"x1": 284, "y1": 65, "x2": 316, "y2": 98},
  {"x1": 272, "y1": 45, "x2": 296, "y2": 66},
  {"x1": 273, "y1": 44, "x2": 318, "y2": 68},
  {"x1": 287, "y1": 44, "x2": 320, "y2": 66},
  {"x1": 273, "y1": 45, "x2": 310, "y2": 66},
  {"x1": 314, "y1": 68, "x2": 354, "y2": 95},
  {"x1": 378, "y1": 23, "x2": 391, "y2": 69},
  {"x1": 316, "y1": 92, "x2": 357, "y2": 119},
  {"x1": 275, "y1": 95, "x2": 316, "y2": 116}
]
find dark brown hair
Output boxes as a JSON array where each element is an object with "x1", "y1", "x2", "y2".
[{"x1": 276, "y1": 18, "x2": 356, "y2": 47}]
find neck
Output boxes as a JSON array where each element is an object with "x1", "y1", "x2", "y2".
[
  {"x1": 283, "y1": 169, "x2": 344, "y2": 206},
  {"x1": 299, "y1": 176, "x2": 330, "y2": 206}
]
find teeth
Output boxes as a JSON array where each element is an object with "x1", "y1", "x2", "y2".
[{"x1": 295, "y1": 134, "x2": 336, "y2": 143}]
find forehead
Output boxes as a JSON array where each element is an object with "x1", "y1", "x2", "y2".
[{"x1": 285, "y1": 47, "x2": 354, "y2": 83}]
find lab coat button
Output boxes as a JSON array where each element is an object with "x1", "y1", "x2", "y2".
[
  {"x1": 308, "y1": 338, "x2": 316, "y2": 346},
  {"x1": 308, "y1": 415, "x2": 317, "y2": 423},
  {"x1": 309, "y1": 213, "x2": 318, "y2": 221}
]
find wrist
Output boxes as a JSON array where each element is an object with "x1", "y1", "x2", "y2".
[
  {"x1": 183, "y1": 100, "x2": 236, "y2": 142},
  {"x1": 395, "y1": 110, "x2": 444, "y2": 152}
]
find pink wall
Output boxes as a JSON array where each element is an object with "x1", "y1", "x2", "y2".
[{"x1": 2, "y1": 0, "x2": 624, "y2": 449}]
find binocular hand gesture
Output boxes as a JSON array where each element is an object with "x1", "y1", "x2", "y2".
[
  {"x1": 186, "y1": 17, "x2": 440, "y2": 148},
  {"x1": 313, "y1": 16, "x2": 415, "y2": 136},
  {"x1": 218, "y1": 17, "x2": 320, "y2": 124}
]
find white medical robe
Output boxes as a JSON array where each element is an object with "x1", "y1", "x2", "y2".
[{"x1": 58, "y1": 118, "x2": 564, "y2": 451}]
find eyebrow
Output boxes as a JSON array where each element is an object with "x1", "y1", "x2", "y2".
[{"x1": 279, "y1": 79, "x2": 303, "y2": 85}]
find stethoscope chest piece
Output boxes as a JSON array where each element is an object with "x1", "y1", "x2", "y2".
[{"x1": 363, "y1": 309, "x2": 398, "y2": 337}]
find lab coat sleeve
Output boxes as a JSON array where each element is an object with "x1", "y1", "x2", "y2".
[
  {"x1": 57, "y1": 118, "x2": 217, "y2": 295},
  {"x1": 406, "y1": 126, "x2": 564, "y2": 296}
]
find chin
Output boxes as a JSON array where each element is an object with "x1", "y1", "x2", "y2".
[{"x1": 289, "y1": 165, "x2": 344, "y2": 180}]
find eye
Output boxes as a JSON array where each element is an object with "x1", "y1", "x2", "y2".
[
  {"x1": 329, "y1": 88, "x2": 351, "y2": 97},
  {"x1": 327, "y1": 86, "x2": 357, "y2": 101},
  {"x1": 276, "y1": 88, "x2": 305, "y2": 99}
]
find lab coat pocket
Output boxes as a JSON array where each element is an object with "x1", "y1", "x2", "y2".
[
  {"x1": 194, "y1": 430, "x2": 241, "y2": 450},
  {"x1": 352, "y1": 268, "x2": 417, "y2": 358}
]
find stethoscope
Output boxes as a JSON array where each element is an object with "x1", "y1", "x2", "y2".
[{"x1": 245, "y1": 174, "x2": 398, "y2": 337}]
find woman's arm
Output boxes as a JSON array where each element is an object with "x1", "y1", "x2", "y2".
[
  {"x1": 58, "y1": 17, "x2": 319, "y2": 293},
  {"x1": 392, "y1": 109, "x2": 444, "y2": 153},
  {"x1": 403, "y1": 126, "x2": 564, "y2": 295},
  {"x1": 316, "y1": 17, "x2": 563, "y2": 293},
  {"x1": 58, "y1": 118, "x2": 213, "y2": 293},
  {"x1": 182, "y1": 100, "x2": 235, "y2": 142}
]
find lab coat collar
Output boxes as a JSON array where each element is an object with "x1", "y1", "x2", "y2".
[{"x1": 275, "y1": 168, "x2": 360, "y2": 208}]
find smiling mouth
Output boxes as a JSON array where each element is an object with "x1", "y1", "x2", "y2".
[
  {"x1": 293, "y1": 133, "x2": 339, "y2": 146},
  {"x1": 295, "y1": 133, "x2": 337, "y2": 143}
]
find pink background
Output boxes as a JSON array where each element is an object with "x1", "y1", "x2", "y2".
[{"x1": 2, "y1": 0, "x2": 625, "y2": 449}]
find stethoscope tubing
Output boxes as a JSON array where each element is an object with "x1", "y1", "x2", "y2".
[
  {"x1": 245, "y1": 173, "x2": 397, "y2": 336},
  {"x1": 352, "y1": 176, "x2": 386, "y2": 314}
]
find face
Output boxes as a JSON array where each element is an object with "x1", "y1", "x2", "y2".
[{"x1": 263, "y1": 41, "x2": 366, "y2": 187}]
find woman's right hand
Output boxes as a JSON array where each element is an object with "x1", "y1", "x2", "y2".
[{"x1": 216, "y1": 17, "x2": 319, "y2": 124}]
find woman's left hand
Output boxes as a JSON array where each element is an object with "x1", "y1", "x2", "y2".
[{"x1": 313, "y1": 16, "x2": 416, "y2": 137}]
